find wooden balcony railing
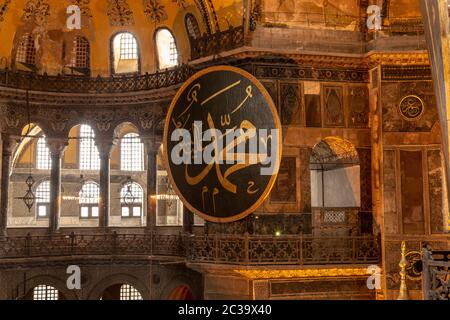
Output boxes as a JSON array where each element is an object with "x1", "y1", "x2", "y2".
[{"x1": 0, "y1": 232, "x2": 379, "y2": 266}]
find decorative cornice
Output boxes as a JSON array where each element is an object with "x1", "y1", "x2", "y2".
[
  {"x1": 0, "y1": 101, "x2": 166, "y2": 136},
  {"x1": 367, "y1": 52, "x2": 430, "y2": 66},
  {"x1": 227, "y1": 50, "x2": 370, "y2": 69},
  {"x1": 381, "y1": 65, "x2": 432, "y2": 81},
  {"x1": 201, "y1": 49, "x2": 430, "y2": 69},
  {"x1": 234, "y1": 268, "x2": 372, "y2": 280}
]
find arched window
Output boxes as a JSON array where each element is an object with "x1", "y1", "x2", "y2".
[
  {"x1": 185, "y1": 13, "x2": 201, "y2": 39},
  {"x1": 33, "y1": 285, "x2": 59, "y2": 300},
  {"x1": 16, "y1": 34, "x2": 36, "y2": 66},
  {"x1": 155, "y1": 28, "x2": 179, "y2": 69},
  {"x1": 79, "y1": 125, "x2": 100, "y2": 170},
  {"x1": 71, "y1": 36, "x2": 90, "y2": 70},
  {"x1": 119, "y1": 33, "x2": 138, "y2": 60},
  {"x1": 120, "y1": 284, "x2": 142, "y2": 300},
  {"x1": 36, "y1": 180, "x2": 50, "y2": 218},
  {"x1": 79, "y1": 182, "x2": 99, "y2": 218},
  {"x1": 112, "y1": 32, "x2": 139, "y2": 74},
  {"x1": 121, "y1": 133, "x2": 144, "y2": 171},
  {"x1": 120, "y1": 181, "x2": 143, "y2": 217},
  {"x1": 36, "y1": 136, "x2": 51, "y2": 170}
]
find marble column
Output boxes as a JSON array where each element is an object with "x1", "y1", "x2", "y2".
[
  {"x1": 183, "y1": 206, "x2": 193, "y2": 234},
  {"x1": 142, "y1": 137, "x2": 160, "y2": 230},
  {"x1": 96, "y1": 137, "x2": 116, "y2": 229},
  {"x1": 46, "y1": 137, "x2": 68, "y2": 233},
  {"x1": 0, "y1": 135, "x2": 17, "y2": 237}
]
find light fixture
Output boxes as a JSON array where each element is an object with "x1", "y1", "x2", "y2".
[
  {"x1": 121, "y1": 176, "x2": 136, "y2": 206},
  {"x1": 17, "y1": 175, "x2": 36, "y2": 211},
  {"x1": 16, "y1": 89, "x2": 38, "y2": 211}
]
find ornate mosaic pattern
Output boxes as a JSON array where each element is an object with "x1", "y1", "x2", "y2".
[
  {"x1": 107, "y1": 0, "x2": 134, "y2": 26},
  {"x1": 0, "y1": 0, "x2": 11, "y2": 23},
  {"x1": 22, "y1": 0, "x2": 50, "y2": 26},
  {"x1": 69, "y1": 0, "x2": 92, "y2": 18},
  {"x1": 143, "y1": 0, "x2": 168, "y2": 23},
  {"x1": 172, "y1": 0, "x2": 187, "y2": 9}
]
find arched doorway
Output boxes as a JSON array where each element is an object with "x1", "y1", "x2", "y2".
[
  {"x1": 310, "y1": 136, "x2": 361, "y2": 236},
  {"x1": 168, "y1": 285, "x2": 194, "y2": 300}
]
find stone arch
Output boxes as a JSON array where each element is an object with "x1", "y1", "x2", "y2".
[
  {"x1": 160, "y1": 275, "x2": 200, "y2": 300},
  {"x1": 12, "y1": 123, "x2": 46, "y2": 168},
  {"x1": 18, "y1": 274, "x2": 79, "y2": 300},
  {"x1": 310, "y1": 136, "x2": 360, "y2": 208},
  {"x1": 87, "y1": 273, "x2": 150, "y2": 300}
]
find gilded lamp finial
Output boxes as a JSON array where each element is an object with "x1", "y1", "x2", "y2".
[{"x1": 397, "y1": 241, "x2": 410, "y2": 300}]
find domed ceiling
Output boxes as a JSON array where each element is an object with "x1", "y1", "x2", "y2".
[
  {"x1": 0, "y1": 0, "x2": 424, "y2": 75},
  {"x1": 0, "y1": 0, "x2": 242, "y2": 75}
]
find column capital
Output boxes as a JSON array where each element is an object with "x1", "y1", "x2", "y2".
[
  {"x1": 141, "y1": 135, "x2": 162, "y2": 154},
  {"x1": 46, "y1": 137, "x2": 68, "y2": 156},
  {"x1": 96, "y1": 137, "x2": 117, "y2": 158}
]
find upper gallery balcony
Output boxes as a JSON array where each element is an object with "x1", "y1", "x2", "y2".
[{"x1": 0, "y1": 230, "x2": 379, "y2": 266}]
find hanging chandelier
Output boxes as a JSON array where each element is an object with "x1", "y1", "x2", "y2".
[
  {"x1": 16, "y1": 89, "x2": 39, "y2": 212},
  {"x1": 121, "y1": 176, "x2": 136, "y2": 206},
  {"x1": 16, "y1": 175, "x2": 36, "y2": 211}
]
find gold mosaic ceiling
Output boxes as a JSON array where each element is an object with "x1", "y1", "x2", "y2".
[{"x1": 0, "y1": 0, "x2": 242, "y2": 74}]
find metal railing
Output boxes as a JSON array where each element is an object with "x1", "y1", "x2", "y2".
[
  {"x1": 0, "y1": 232, "x2": 379, "y2": 265},
  {"x1": 0, "y1": 232, "x2": 185, "y2": 258},
  {"x1": 422, "y1": 247, "x2": 450, "y2": 300},
  {"x1": 187, "y1": 234, "x2": 378, "y2": 265},
  {"x1": 0, "y1": 64, "x2": 193, "y2": 93},
  {"x1": 190, "y1": 26, "x2": 245, "y2": 60}
]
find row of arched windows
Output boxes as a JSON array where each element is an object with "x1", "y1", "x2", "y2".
[
  {"x1": 36, "y1": 125, "x2": 143, "y2": 171},
  {"x1": 32, "y1": 283, "x2": 142, "y2": 300},
  {"x1": 16, "y1": 123, "x2": 205, "y2": 226},
  {"x1": 36, "y1": 180, "x2": 144, "y2": 219},
  {"x1": 15, "y1": 14, "x2": 202, "y2": 74},
  {"x1": 34, "y1": 124, "x2": 145, "y2": 219}
]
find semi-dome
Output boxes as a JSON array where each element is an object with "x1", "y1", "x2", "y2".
[{"x1": 0, "y1": 0, "x2": 242, "y2": 75}]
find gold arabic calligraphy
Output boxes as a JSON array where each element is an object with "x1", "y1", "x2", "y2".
[{"x1": 172, "y1": 80, "x2": 265, "y2": 212}]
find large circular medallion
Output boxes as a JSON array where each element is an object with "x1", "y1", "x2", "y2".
[
  {"x1": 399, "y1": 95, "x2": 425, "y2": 120},
  {"x1": 163, "y1": 66, "x2": 282, "y2": 223}
]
